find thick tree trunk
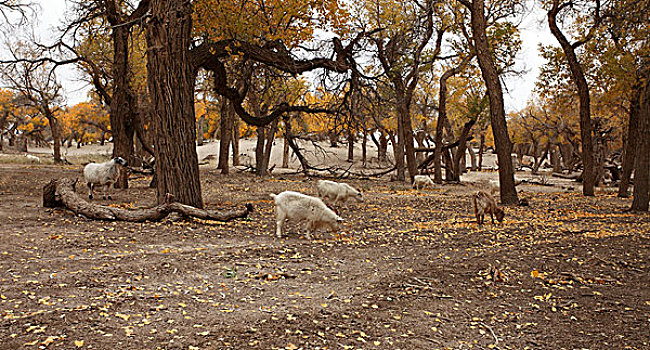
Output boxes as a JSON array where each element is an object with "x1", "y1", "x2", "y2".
[
  {"x1": 548, "y1": 1, "x2": 596, "y2": 196},
  {"x1": 146, "y1": 0, "x2": 203, "y2": 207},
  {"x1": 262, "y1": 118, "x2": 279, "y2": 173},
  {"x1": 469, "y1": 0, "x2": 518, "y2": 204},
  {"x1": 43, "y1": 178, "x2": 251, "y2": 222},
  {"x1": 631, "y1": 70, "x2": 650, "y2": 211},
  {"x1": 619, "y1": 81, "x2": 641, "y2": 197},
  {"x1": 110, "y1": 26, "x2": 135, "y2": 188},
  {"x1": 255, "y1": 125, "x2": 265, "y2": 174}
]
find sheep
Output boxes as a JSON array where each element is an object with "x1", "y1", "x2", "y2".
[
  {"x1": 316, "y1": 180, "x2": 363, "y2": 206},
  {"x1": 25, "y1": 154, "x2": 41, "y2": 164},
  {"x1": 270, "y1": 191, "x2": 343, "y2": 239},
  {"x1": 472, "y1": 190, "x2": 505, "y2": 225},
  {"x1": 412, "y1": 175, "x2": 434, "y2": 190},
  {"x1": 83, "y1": 157, "x2": 128, "y2": 200}
]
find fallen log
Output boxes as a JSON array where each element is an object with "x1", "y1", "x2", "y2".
[{"x1": 43, "y1": 178, "x2": 252, "y2": 222}]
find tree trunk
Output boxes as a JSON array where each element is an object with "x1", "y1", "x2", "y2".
[
  {"x1": 399, "y1": 98, "x2": 418, "y2": 182},
  {"x1": 468, "y1": 142, "x2": 478, "y2": 171},
  {"x1": 232, "y1": 116, "x2": 240, "y2": 166},
  {"x1": 282, "y1": 131, "x2": 290, "y2": 168},
  {"x1": 262, "y1": 118, "x2": 279, "y2": 174},
  {"x1": 43, "y1": 178, "x2": 250, "y2": 222},
  {"x1": 362, "y1": 128, "x2": 367, "y2": 167},
  {"x1": 110, "y1": 25, "x2": 136, "y2": 188},
  {"x1": 255, "y1": 125, "x2": 265, "y2": 174},
  {"x1": 47, "y1": 114, "x2": 62, "y2": 163},
  {"x1": 197, "y1": 114, "x2": 205, "y2": 146},
  {"x1": 619, "y1": 80, "x2": 641, "y2": 197},
  {"x1": 469, "y1": 0, "x2": 518, "y2": 204},
  {"x1": 451, "y1": 120, "x2": 476, "y2": 182},
  {"x1": 393, "y1": 122, "x2": 405, "y2": 181},
  {"x1": 478, "y1": 133, "x2": 485, "y2": 170},
  {"x1": 347, "y1": 129, "x2": 354, "y2": 162},
  {"x1": 548, "y1": 1, "x2": 596, "y2": 196},
  {"x1": 218, "y1": 99, "x2": 232, "y2": 174},
  {"x1": 631, "y1": 69, "x2": 650, "y2": 211},
  {"x1": 146, "y1": 0, "x2": 203, "y2": 208}
]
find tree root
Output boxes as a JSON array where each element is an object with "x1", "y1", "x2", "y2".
[{"x1": 43, "y1": 178, "x2": 252, "y2": 222}]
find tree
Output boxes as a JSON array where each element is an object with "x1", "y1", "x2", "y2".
[
  {"x1": 0, "y1": 48, "x2": 64, "y2": 162},
  {"x1": 546, "y1": 0, "x2": 605, "y2": 196},
  {"x1": 458, "y1": 0, "x2": 520, "y2": 205},
  {"x1": 368, "y1": 0, "x2": 446, "y2": 182},
  {"x1": 142, "y1": 0, "x2": 361, "y2": 206}
]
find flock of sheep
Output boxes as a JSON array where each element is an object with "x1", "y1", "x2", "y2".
[{"x1": 82, "y1": 157, "x2": 505, "y2": 238}]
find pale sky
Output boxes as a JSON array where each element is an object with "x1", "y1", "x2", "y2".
[{"x1": 10, "y1": 0, "x2": 559, "y2": 111}]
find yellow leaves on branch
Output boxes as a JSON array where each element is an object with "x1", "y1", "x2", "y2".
[{"x1": 193, "y1": 0, "x2": 351, "y2": 47}]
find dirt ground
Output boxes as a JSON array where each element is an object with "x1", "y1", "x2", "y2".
[{"x1": 0, "y1": 162, "x2": 649, "y2": 350}]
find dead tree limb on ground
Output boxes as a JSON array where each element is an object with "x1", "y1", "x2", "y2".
[{"x1": 43, "y1": 179, "x2": 252, "y2": 222}]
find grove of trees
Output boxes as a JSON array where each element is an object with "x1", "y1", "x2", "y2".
[{"x1": 1, "y1": 0, "x2": 648, "y2": 210}]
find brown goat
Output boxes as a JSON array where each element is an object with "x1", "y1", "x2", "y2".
[{"x1": 472, "y1": 191, "x2": 505, "y2": 225}]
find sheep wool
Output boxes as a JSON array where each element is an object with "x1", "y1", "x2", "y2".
[{"x1": 271, "y1": 191, "x2": 343, "y2": 239}]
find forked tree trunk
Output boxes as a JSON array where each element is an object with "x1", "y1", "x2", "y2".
[
  {"x1": 146, "y1": 0, "x2": 203, "y2": 208},
  {"x1": 468, "y1": 0, "x2": 518, "y2": 204}
]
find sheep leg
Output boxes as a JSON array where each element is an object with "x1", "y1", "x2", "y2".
[
  {"x1": 305, "y1": 221, "x2": 314, "y2": 240},
  {"x1": 106, "y1": 183, "x2": 113, "y2": 200},
  {"x1": 275, "y1": 208, "x2": 286, "y2": 238},
  {"x1": 87, "y1": 183, "x2": 94, "y2": 200}
]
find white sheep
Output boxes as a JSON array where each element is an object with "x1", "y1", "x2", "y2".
[
  {"x1": 270, "y1": 191, "x2": 343, "y2": 239},
  {"x1": 83, "y1": 157, "x2": 128, "y2": 200},
  {"x1": 317, "y1": 180, "x2": 363, "y2": 206},
  {"x1": 25, "y1": 154, "x2": 41, "y2": 164},
  {"x1": 412, "y1": 175, "x2": 434, "y2": 190}
]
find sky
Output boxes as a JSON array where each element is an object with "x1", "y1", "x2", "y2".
[{"x1": 7, "y1": 0, "x2": 559, "y2": 112}]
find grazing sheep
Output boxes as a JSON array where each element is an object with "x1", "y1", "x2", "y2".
[
  {"x1": 25, "y1": 154, "x2": 41, "y2": 163},
  {"x1": 472, "y1": 190, "x2": 505, "y2": 225},
  {"x1": 270, "y1": 191, "x2": 343, "y2": 239},
  {"x1": 317, "y1": 180, "x2": 363, "y2": 206},
  {"x1": 412, "y1": 175, "x2": 434, "y2": 190},
  {"x1": 83, "y1": 157, "x2": 128, "y2": 200}
]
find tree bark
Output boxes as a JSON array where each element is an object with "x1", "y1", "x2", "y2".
[
  {"x1": 218, "y1": 99, "x2": 232, "y2": 174},
  {"x1": 110, "y1": 25, "x2": 136, "y2": 188},
  {"x1": 232, "y1": 116, "x2": 240, "y2": 166},
  {"x1": 467, "y1": 0, "x2": 518, "y2": 204},
  {"x1": 43, "y1": 178, "x2": 251, "y2": 222},
  {"x1": 548, "y1": 1, "x2": 596, "y2": 196},
  {"x1": 197, "y1": 114, "x2": 205, "y2": 146},
  {"x1": 631, "y1": 69, "x2": 650, "y2": 211},
  {"x1": 146, "y1": 0, "x2": 203, "y2": 207}
]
